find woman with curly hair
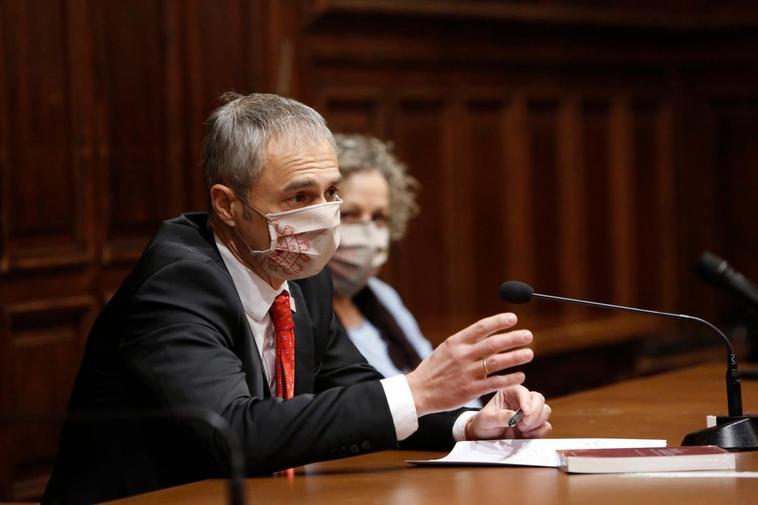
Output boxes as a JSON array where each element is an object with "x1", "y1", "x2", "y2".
[
  {"x1": 329, "y1": 135, "x2": 481, "y2": 411},
  {"x1": 329, "y1": 133, "x2": 431, "y2": 379}
]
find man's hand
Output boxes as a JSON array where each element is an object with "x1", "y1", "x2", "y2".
[
  {"x1": 405, "y1": 313, "x2": 534, "y2": 416},
  {"x1": 465, "y1": 385, "x2": 552, "y2": 440}
]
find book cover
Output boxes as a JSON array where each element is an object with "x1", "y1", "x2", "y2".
[{"x1": 558, "y1": 446, "x2": 736, "y2": 474}]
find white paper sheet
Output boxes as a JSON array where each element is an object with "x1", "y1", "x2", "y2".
[{"x1": 408, "y1": 438, "x2": 667, "y2": 468}]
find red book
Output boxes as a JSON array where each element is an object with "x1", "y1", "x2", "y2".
[{"x1": 557, "y1": 446, "x2": 735, "y2": 474}]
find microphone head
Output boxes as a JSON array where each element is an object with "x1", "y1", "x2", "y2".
[
  {"x1": 500, "y1": 281, "x2": 534, "y2": 304},
  {"x1": 694, "y1": 251, "x2": 730, "y2": 286}
]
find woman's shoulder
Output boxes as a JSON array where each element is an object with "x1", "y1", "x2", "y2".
[
  {"x1": 366, "y1": 277, "x2": 404, "y2": 305},
  {"x1": 366, "y1": 277, "x2": 433, "y2": 357}
]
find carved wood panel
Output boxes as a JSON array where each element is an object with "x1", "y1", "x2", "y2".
[
  {"x1": 0, "y1": 0, "x2": 93, "y2": 273},
  {"x1": 1, "y1": 0, "x2": 758, "y2": 500},
  {"x1": 463, "y1": 97, "x2": 511, "y2": 318},
  {"x1": 94, "y1": 0, "x2": 180, "y2": 264},
  {"x1": 711, "y1": 101, "x2": 758, "y2": 284},
  {"x1": 315, "y1": 77, "x2": 677, "y2": 344},
  {"x1": 0, "y1": 296, "x2": 97, "y2": 500},
  {"x1": 182, "y1": 0, "x2": 262, "y2": 210},
  {"x1": 0, "y1": 0, "x2": 264, "y2": 498}
]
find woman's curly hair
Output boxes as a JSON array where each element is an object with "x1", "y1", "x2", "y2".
[{"x1": 333, "y1": 134, "x2": 420, "y2": 240}]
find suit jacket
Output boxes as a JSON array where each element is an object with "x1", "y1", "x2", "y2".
[{"x1": 43, "y1": 213, "x2": 462, "y2": 504}]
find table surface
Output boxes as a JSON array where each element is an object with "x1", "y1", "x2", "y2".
[{"x1": 107, "y1": 362, "x2": 758, "y2": 505}]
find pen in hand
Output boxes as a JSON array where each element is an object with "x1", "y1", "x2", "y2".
[{"x1": 508, "y1": 409, "x2": 524, "y2": 428}]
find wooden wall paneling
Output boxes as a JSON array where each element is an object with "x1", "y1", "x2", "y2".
[
  {"x1": 609, "y1": 96, "x2": 636, "y2": 306},
  {"x1": 388, "y1": 95, "x2": 457, "y2": 341},
  {"x1": 94, "y1": 0, "x2": 175, "y2": 265},
  {"x1": 0, "y1": 275, "x2": 8, "y2": 497},
  {"x1": 304, "y1": 0, "x2": 758, "y2": 30},
  {"x1": 162, "y1": 0, "x2": 188, "y2": 217},
  {"x1": 656, "y1": 102, "x2": 677, "y2": 310},
  {"x1": 666, "y1": 69, "x2": 758, "y2": 340},
  {"x1": 0, "y1": 0, "x2": 92, "y2": 273},
  {"x1": 714, "y1": 98, "x2": 758, "y2": 362},
  {"x1": 463, "y1": 95, "x2": 511, "y2": 318},
  {"x1": 0, "y1": 4, "x2": 98, "y2": 493},
  {"x1": 557, "y1": 95, "x2": 589, "y2": 305},
  {"x1": 581, "y1": 99, "x2": 614, "y2": 304},
  {"x1": 3, "y1": 295, "x2": 96, "y2": 410},
  {"x1": 248, "y1": 0, "x2": 275, "y2": 95},
  {"x1": 183, "y1": 0, "x2": 262, "y2": 211},
  {"x1": 527, "y1": 97, "x2": 562, "y2": 315},
  {"x1": 0, "y1": 0, "x2": 8, "y2": 274},
  {"x1": 66, "y1": 0, "x2": 98, "y2": 276},
  {"x1": 633, "y1": 100, "x2": 670, "y2": 311},
  {"x1": 673, "y1": 84, "x2": 720, "y2": 318},
  {"x1": 267, "y1": 0, "x2": 304, "y2": 97},
  {"x1": 1, "y1": 296, "x2": 97, "y2": 500},
  {"x1": 318, "y1": 89, "x2": 385, "y2": 136},
  {"x1": 502, "y1": 95, "x2": 535, "y2": 293},
  {"x1": 442, "y1": 95, "x2": 475, "y2": 323},
  {"x1": 713, "y1": 100, "x2": 758, "y2": 285}
]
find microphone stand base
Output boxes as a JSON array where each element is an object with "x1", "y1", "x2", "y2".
[
  {"x1": 682, "y1": 417, "x2": 758, "y2": 451},
  {"x1": 715, "y1": 415, "x2": 758, "y2": 427}
]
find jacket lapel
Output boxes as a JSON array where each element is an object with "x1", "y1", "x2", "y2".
[
  {"x1": 240, "y1": 321, "x2": 270, "y2": 399},
  {"x1": 198, "y1": 215, "x2": 271, "y2": 399},
  {"x1": 288, "y1": 282, "x2": 314, "y2": 395}
]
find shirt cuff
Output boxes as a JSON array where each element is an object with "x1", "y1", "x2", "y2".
[
  {"x1": 452, "y1": 410, "x2": 479, "y2": 441},
  {"x1": 380, "y1": 375, "x2": 418, "y2": 441}
]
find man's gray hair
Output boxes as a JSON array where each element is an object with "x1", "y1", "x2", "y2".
[{"x1": 201, "y1": 92, "x2": 335, "y2": 199}]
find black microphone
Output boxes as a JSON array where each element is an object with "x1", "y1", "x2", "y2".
[
  {"x1": 500, "y1": 280, "x2": 743, "y2": 417},
  {"x1": 695, "y1": 252, "x2": 758, "y2": 312},
  {"x1": 500, "y1": 280, "x2": 758, "y2": 450},
  {"x1": 1, "y1": 406, "x2": 245, "y2": 505}
]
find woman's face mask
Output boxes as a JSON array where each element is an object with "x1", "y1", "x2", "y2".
[{"x1": 329, "y1": 221, "x2": 390, "y2": 298}]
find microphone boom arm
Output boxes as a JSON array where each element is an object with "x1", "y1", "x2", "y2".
[{"x1": 533, "y1": 292, "x2": 743, "y2": 417}]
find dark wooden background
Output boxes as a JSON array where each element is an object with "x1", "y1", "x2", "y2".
[{"x1": 2, "y1": 0, "x2": 758, "y2": 500}]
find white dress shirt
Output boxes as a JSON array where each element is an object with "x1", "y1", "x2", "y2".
[{"x1": 215, "y1": 237, "x2": 474, "y2": 442}]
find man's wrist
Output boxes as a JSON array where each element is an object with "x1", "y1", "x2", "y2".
[
  {"x1": 405, "y1": 370, "x2": 430, "y2": 416},
  {"x1": 452, "y1": 410, "x2": 479, "y2": 442},
  {"x1": 380, "y1": 375, "x2": 419, "y2": 441},
  {"x1": 464, "y1": 417, "x2": 474, "y2": 440}
]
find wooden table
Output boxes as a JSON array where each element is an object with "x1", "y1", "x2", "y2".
[{"x1": 108, "y1": 363, "x2": 758, "y2": 504}]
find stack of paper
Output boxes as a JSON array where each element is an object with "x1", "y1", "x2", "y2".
[{"x1": 408, "y1": 438, "x2": 667, "y2": 468}]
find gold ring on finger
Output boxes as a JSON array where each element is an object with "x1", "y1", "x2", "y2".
[{"x1": 482, "y1": 356, "x2": 491, "y2": 377}]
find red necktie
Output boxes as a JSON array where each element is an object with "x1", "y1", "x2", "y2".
[{"x1": 270, "y1": 292, "x2": 295, "y2": 400}]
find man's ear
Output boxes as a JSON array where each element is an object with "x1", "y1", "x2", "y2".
[{"x1": 210, "y1": 184, "x2": 238, "y2": 227}]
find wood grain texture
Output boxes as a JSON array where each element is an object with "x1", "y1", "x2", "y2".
[
  {"x1": 0, "y1": 0, "x2": 263, "y2": 498},
  {"x1": 0, "y1": 0, "x2": 92, "y2": 272},
  {"x1": 104, "y1": 363, "x2": 758, "y2": 505},
  {"x1": 2, "y1": 0, "x2": 758, "y2": 500}
]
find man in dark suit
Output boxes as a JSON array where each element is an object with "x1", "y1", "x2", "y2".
[{"x1": 43, "y1": 93, "x2": 551, "y2": 504}]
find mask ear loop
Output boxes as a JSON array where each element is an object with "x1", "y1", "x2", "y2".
[
  {"x1": 233, "y1": 226, "x2": 275, "y2": 256},
  {"x1": 233, "y1": 192, "x2": 267, "y2": 219},
  {"x1": 231, "y1": 193, "x2": 276, "y2": 254}
]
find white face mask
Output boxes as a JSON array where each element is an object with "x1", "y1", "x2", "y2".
[
  {"x1": 235, "y1": 197, "x2": 342, "y2": 281},
  {"x1": 328, "y1": 221, "x2": 391, "y2": 297}
]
